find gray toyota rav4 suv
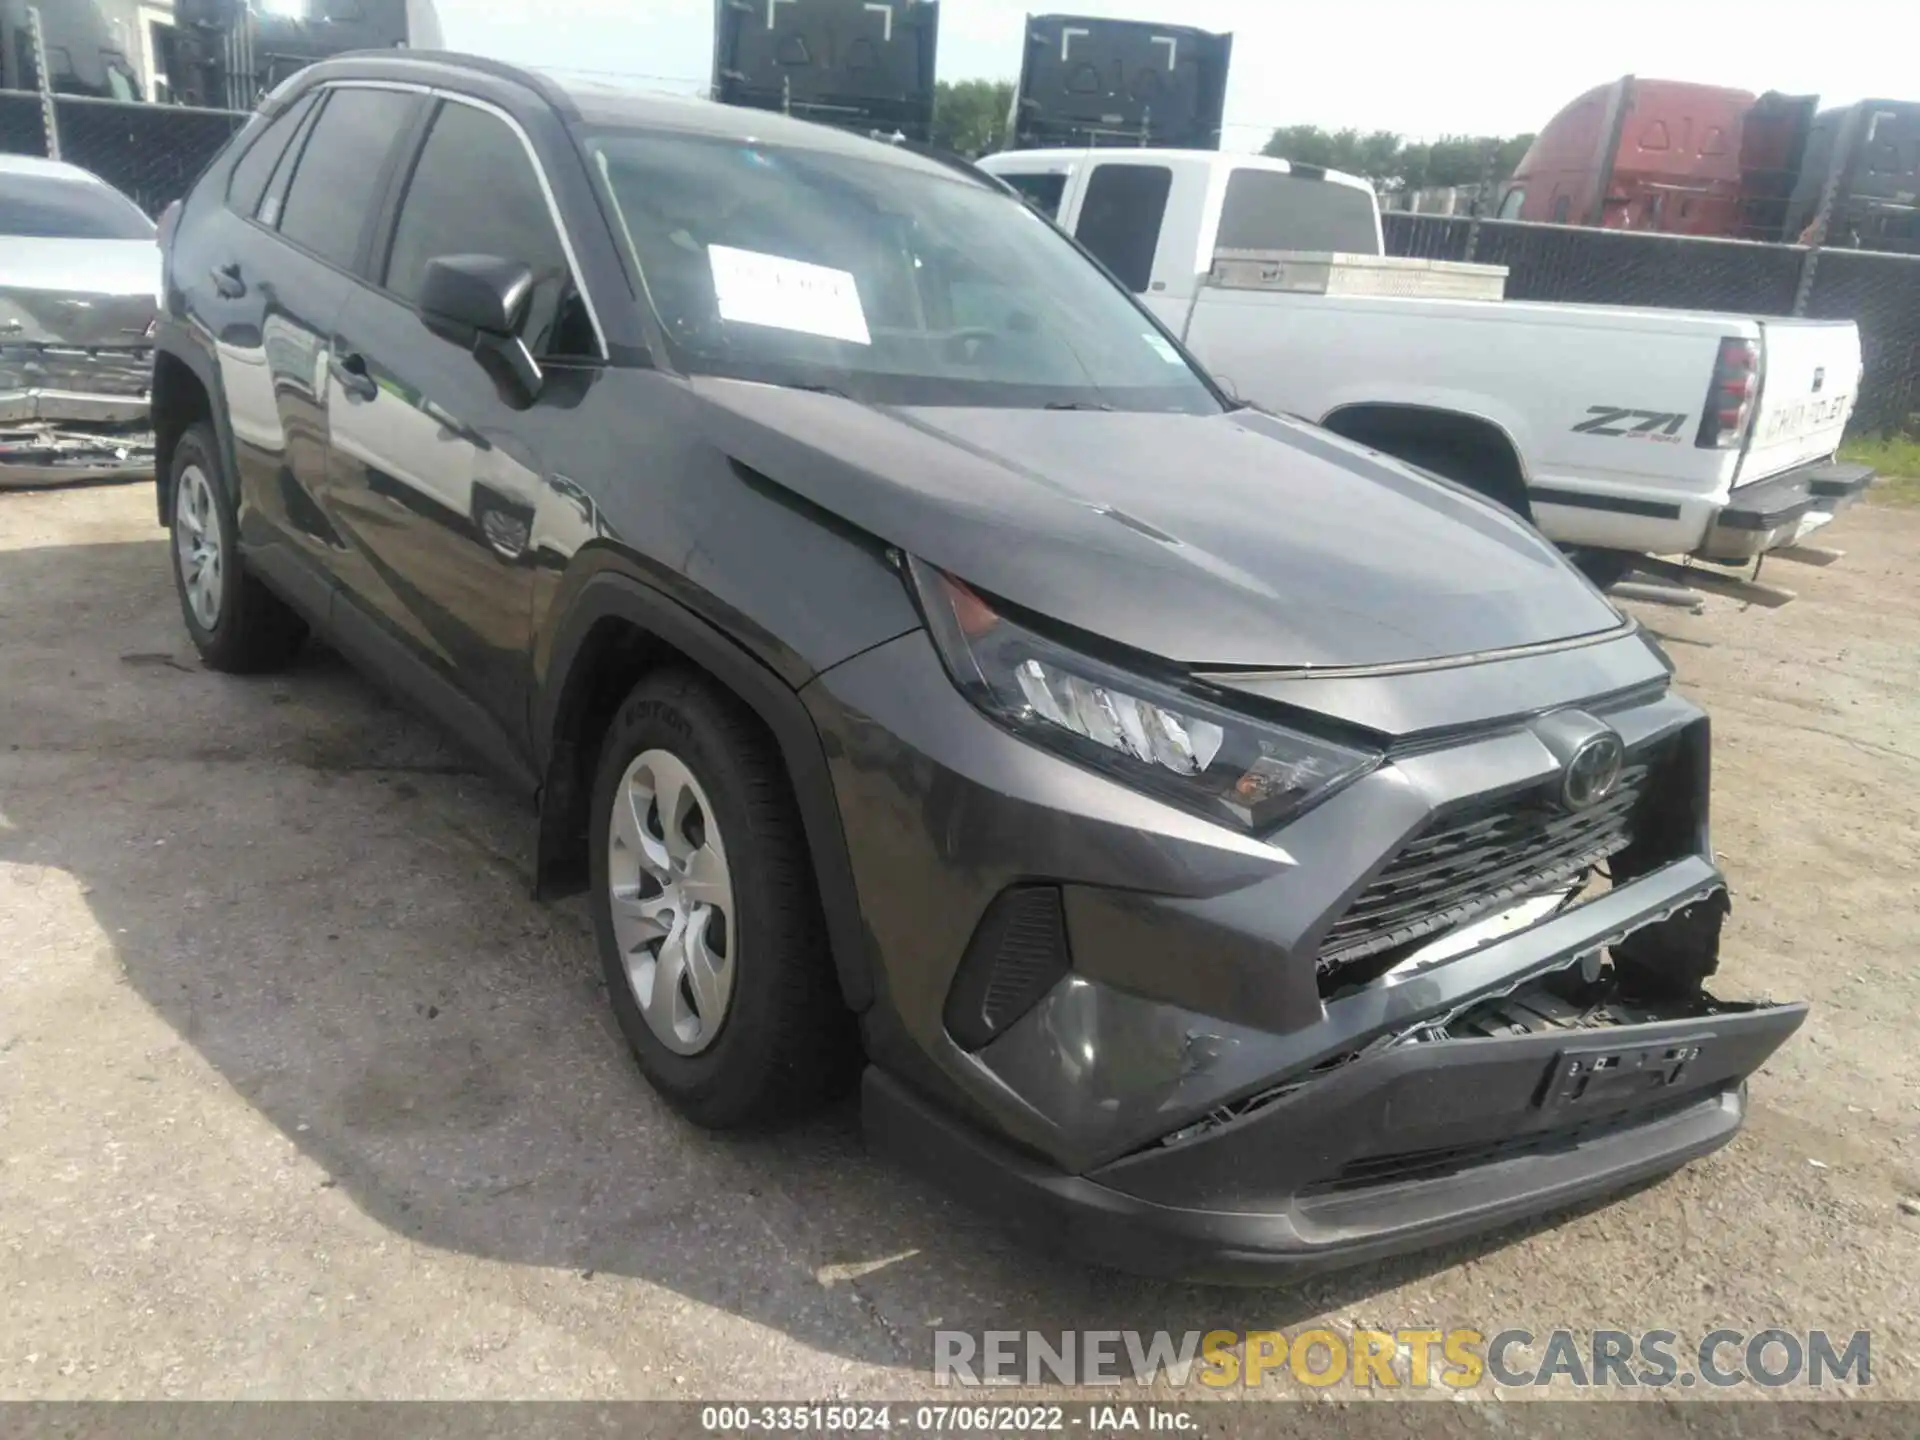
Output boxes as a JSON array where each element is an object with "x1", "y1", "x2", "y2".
[{"x1": 150, "y1": 52, "x2": 1804, "y2": 1280}]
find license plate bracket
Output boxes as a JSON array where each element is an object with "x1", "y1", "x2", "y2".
[{"x1": 1541, "y1": 1034, "x2": 1708, "y2": 1110}]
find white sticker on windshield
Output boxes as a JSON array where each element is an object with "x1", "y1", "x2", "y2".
[
  {"x1": 1143, "y1": 332, "x2": 1184, "y2": 365},
  {"x1": 708, "y1": 245, "x2": 871, "y2": 346}
]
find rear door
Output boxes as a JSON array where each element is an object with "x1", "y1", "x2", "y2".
[
  {"x1": 322, "y1": 93, "x2": 603, "y2": 748},
  {"x1": 1741, "y1": 320, "x2": 1861, "y2": 481},
  {"x1": 204, "y1": 82, "x2": 421, "y2": 579}
]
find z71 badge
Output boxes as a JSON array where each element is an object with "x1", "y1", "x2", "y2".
[{"x1": 1571, "y1": 407, "x2": 1689, "y2": 442}]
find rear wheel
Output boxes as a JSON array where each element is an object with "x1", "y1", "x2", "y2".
[
  {"x1": 589, "y1": 669, "x2": 859, "y2": 1129},
  {"x1": 1566, "y1": 548, "x2": 1639, "y2": 591},
  {"x1": 168, "y1": 423, "x2": 306, "y2": 672}
]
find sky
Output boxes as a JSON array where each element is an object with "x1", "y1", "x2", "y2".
[{"x1": 435, "y1": 0, "x2": 1915, "y2": 149}]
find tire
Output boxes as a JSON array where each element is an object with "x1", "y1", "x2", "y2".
[
  {"x1": 1567, "y1": 548, "x2": 1639, "y2": 592},
  {"x1": 589, "y1": 668, "x2": 859, "y2": 1129},
  {"x1": 168, "y1": 422, "x2": 307, "y2": 673}
]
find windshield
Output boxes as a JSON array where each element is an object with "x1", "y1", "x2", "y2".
[
  {"x1": 585, "y1": 131, "x2": 1220, "y2": 413},
  {"x1": 0, "y1": 173, "x2": 154, "y2": 240}
]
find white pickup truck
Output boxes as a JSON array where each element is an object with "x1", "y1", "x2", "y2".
[{"x1": 978, "y1": 147, "x2": 1875, "y2": 592}]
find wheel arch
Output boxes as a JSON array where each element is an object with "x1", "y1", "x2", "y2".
[
  {"x1": 1320, "y1": 401, "x2": 1534, "y2": 522},
  {"x1": 149, "y1": 331, "x2": 238, "y2": 527},
  {"x1": 533, "y1": 569, "x2": 876, "y2": 1015}
]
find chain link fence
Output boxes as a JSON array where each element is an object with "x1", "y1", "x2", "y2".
[
  {"x1": 51, "y1": 95, "x2": 249, "y2": 217},
  {"x1": 0, "y1": 89, "x2": 48, "y2": 156},
  {"x1": 1, "y1": 90, "x2": 246, "y2": 217},
  {"x1": 1384, "y1": 212, "x2": 1920, "y2": 434}
]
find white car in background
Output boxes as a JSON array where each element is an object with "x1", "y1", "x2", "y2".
[{"x1": 1, "y1": 152, "x2": 159, "y2": 486}]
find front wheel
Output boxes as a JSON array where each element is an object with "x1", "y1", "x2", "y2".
[{"x1": 588, "y1": 669, "x2": 859, "y2": 1129}]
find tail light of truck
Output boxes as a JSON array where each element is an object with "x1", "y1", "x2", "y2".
[{"x1": 1696, "y1": 337, "x2": 1761, "y2": 450}]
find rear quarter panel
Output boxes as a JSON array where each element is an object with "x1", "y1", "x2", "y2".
[{"x1": 1177, "y1": 291, "x2": 1751, "y2": 550}]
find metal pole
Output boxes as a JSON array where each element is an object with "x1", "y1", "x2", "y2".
[
  {"x1": 25, "y1": 6, "x2": 60, "y2": 160},
  {"x1": 1794, "y1": 105, "x2": 1862, "y2": 317}
]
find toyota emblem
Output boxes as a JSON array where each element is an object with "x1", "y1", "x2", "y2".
[{"x1": 1561, "y1": 732, "x2": 1625, "y2": 811}]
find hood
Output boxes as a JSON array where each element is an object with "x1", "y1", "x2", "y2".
[{"x1": 690, "y1": 378, "x2": 1624, "y2": 670}]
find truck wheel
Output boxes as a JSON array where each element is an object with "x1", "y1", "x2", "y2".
[
  {"x1": 588, "y1": 669, "x2": 860, "y2": 1129},
  {"x1": 168, "y1": 423, "x2": 308, "y2": 673},
  {"x1": 1567, "y1": 548, "x2": 1638, "y2": 591}
]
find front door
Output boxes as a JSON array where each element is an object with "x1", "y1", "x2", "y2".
[{"x1": 323, "y1": 95, "x2": 603, "y2": 752}]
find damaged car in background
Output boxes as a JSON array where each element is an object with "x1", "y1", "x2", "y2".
[
  {"x1": 150, "y1": 57, "x2": 1806, "y2": 1281},
  {"x1": 1, "y1": 153, "x2": 157, "y2": 487}
]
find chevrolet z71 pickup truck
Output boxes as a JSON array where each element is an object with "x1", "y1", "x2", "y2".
[{"x1": 982, "y1": 147, "x2": 1875, "y2": 594}]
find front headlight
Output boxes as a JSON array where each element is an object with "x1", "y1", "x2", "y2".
[{"x1": 908, "y1": 558, "x2": 1377, "y2": 833}]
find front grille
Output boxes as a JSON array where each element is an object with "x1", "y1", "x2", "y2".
[{"x1": 1317, "y1": 762, "x2": 1652, "y2": 979}]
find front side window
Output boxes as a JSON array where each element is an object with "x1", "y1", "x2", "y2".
[
  {"x1": 0, "y1": 172, "x2": 154, "y2": 239},
  {"x1": 586, "y1": 132, "x2": 1216, "y2": 413},
  {"x1": 384, "y1": 100, "x2": 593, "y2": 356},
  {"x1": 276, "y1": 86, "x2": 416, "y2": 269},
  {"x1": 1073, "y1": 163, "x2": 1172, "y2": 292}
]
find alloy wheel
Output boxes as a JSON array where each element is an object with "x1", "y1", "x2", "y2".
[
  {"x1": 606, "y1": 748, "x2": 738, "y2": 1055},
  {"x1": 173, "y1": 463, "x2": 224, "y2": 630}
]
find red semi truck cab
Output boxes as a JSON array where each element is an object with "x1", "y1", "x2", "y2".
[{"x1": 1499, "y1": 76, "x2": 1813, "y2": 240}]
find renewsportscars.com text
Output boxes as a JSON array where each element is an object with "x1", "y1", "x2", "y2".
[{"x1": 933, "y1": 1328, "x2": 1871, "y2": 1390}]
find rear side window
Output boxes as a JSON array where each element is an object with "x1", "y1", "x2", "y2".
[
  {"x1": 0, "y1": 172, "x2": 154, "y2": 239},
  {"x1": 1217, "y1": 170, "x2": 1380, "y2": 254},
  {"x1": 226, "y1": 91, "x2": 319, "y2": 217},
  {"x1": 1074, "y1": 163, "x2": 1170, "y2": 293},
  {"x1": 383, "y1": 100, "x2": 593, "y2": 357},
  {"x1": 276, "y1": 86, "x2": 416, "y2": 269},
  {"x1": 1003, "y1": 172, "x2": 1067, "y2": 219}
]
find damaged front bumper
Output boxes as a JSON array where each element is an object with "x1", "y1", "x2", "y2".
[
  {"x1": 3, "y1": 336, "x2": 156, "y2": 487},
  {"x1": 0, "y1": 414, "x2": 156, "y2": 488},
  {"x1": 865, "y1": 861, "x2": 1804, "y2": 1282}
]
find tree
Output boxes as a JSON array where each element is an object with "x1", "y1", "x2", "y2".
[
  {"x1": 1262, "y1": 125, "x2": 1536, "y2": 191},
  {"x1": 933, "y1": 80, "x2": 1016, "y2": 158},
  {"x1": 1262, "y1": 125, "x2": 1405, "y2": 181}
]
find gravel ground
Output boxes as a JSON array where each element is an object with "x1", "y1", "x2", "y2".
[{"x1": 1, "y1": 483, "x2": 1916, "y2": 1405}]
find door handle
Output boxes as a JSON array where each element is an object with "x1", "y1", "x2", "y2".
[
  {"x1": 211, "y1": 261, "x2": 245, "y2": 298},
  {"x1": 330, "y1": 350, "x2": 377, "y2": 401}
]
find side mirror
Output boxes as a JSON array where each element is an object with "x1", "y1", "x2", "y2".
[{"x1": 417, "y1": 254, "x2": 543, "y2": 401}]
